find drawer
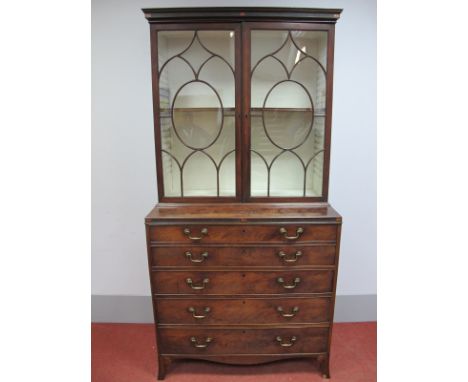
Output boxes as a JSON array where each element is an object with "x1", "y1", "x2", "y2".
[
  {"x1": 151, "y1": 270, "x2": 334, "y2": 295},
  {"x1": 156, "y1": 297, "x2": 331, "y2": 325},
  {"x1": 151, "y1": 245, "x2": 336, "y2": 267},
  {"x1": 149, "y1": 224, "x2": 336, "y2": 243},
  {"x1": 158, "y1": 326, "x2": 329, "y2": 355}
]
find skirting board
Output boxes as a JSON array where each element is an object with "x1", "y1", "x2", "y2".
[{"x1": 91, "y1": 294, "x2": 376, "y2": 323}]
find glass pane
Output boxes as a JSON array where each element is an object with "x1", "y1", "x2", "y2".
[
  {"x1": 158, "y1": 30, "x2": 236, "y2": 197},
  {"x1": 172, "y1": 81, "x2": 223, "y2": 149},
  {"x1": 251, "y1": 30, "x2": 327, "y2": 197}
]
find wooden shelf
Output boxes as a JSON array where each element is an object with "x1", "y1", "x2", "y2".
[
  {"x1": 251, "y1": 108, "x2": 326, "y2": 117},
  {"x1": 159, "y1": 107, "x2": 326, "y2": 118}
]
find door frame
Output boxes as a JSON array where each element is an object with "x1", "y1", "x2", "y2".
[
  {"x1": 241, "y1": 22, "x2": 335, "y2": 203},
  {"x1": 150, "y1": 23, "x2": 243, "y2": 203}
]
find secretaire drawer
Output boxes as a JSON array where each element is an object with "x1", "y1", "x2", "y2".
[
  {"x1": 151, "y1": 270, "x2": 334, "y2": 295},
  {"x1": 156, "y1": 296, "x2": 331, "y2": 325},
  {"x1": 148, "y1": 224, "x2": 337, "y2": 243},
  {"x1": 151, "y1": 245, "x2": 336, "y2": 267},
  {"x1": 158, "y1": 326, "x2": 329, "y2": 355}
]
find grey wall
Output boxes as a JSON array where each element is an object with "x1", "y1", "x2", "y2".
[{"x1": 92, "y1": 0, "x2": 376, "y2": 321}]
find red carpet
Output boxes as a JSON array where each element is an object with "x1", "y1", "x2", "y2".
[{"x1": 92, "y1": 322, "x2": 376, "y2": 382}]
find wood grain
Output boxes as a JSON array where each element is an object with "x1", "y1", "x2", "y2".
[
  {"x1": 156, "y1": 296, "x2": 331, "y2": 325},
  {"x1": 146, "y1": 203, "x2": 341, "y2": 222},
  {"x1": 158, "y1": 326, "x2": 329, "y2": 355},
  {"x1": 149, "y1": 224, "x2": 336, "y2": 243},
  {"x1": 151, "y1": 269, "x2": 334, "y2": 295},
  {"x1": 150, "y1": 245, "x2": 336, "y2": 267}
]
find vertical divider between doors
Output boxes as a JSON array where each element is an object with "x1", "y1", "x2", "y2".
[{"x1": 241, "y1": 23, "x2": 251, "y2": 202}]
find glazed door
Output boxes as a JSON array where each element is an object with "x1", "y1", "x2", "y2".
[
  {"x1": 243, "y1": 23, "x2": 334, "y2": 201},
  {"x1": 152, "y1": 24, "x2": 241, "y2": 201}
]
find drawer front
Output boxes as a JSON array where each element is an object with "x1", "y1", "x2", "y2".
[
  {"x1": 151, "y1": 270, "x2": 334, "y2": 295},
  {"x1": 151, "y1": 245, "x2": 336, "y2": 267},
  {"x1": 149, "y1": 224, "x2": 336, "y2": 243},
  {"x1": 159, "y1": 327, "x2": 328, "y2": 355},
  {"x1": 156, "y1": 297, "x2": 331, "y2": 325}
]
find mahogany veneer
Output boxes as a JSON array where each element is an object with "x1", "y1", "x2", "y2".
[
  {"x1": 146, "y1": 203, "x2": 341, "y2": 379},
  {"x1": 158, "y1": 326, "x2": 329, "y2": 355},
  {"x1": 155, "y1": 296, "x2": 332, "y2": 325},
  {"x1": 150, "y1": 245, "x2": 336, "y2": 267},
  {"x1": 143, "y1": 7, "x2": 342, "y2": 380}
]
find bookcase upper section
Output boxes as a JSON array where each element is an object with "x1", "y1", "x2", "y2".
[{"x1": 144, "y1": 8, "x2": 341, "y2": 203}]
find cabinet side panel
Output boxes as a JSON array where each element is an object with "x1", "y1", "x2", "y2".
[
  {"x1": 322, "y1": 25, "x2": 335, "y2": 201},
  {"x1": 327, "y1": 222, "x2": 342, "y2": 354},
  {"x1": 145, "y1": 224, "x2": 161, "y2": 373},
  {"x1": 150, "y1": 25, "x2": 164, "y2": 200}
]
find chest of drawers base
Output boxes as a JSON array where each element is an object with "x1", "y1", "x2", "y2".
[{"x1": 145, "y1": 203, "x2": 342, "y2": 380}]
